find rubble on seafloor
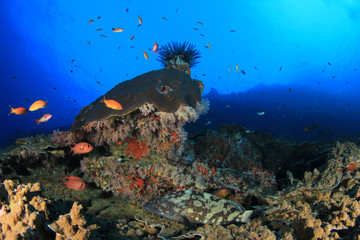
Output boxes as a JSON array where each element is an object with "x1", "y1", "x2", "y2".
[{"x1": 1, "y1": 124, "x2": 360, "y2": 239}]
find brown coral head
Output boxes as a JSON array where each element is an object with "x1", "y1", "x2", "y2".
[{"x1": 71, "y1": 69, "x2": 202, "y2": 131}]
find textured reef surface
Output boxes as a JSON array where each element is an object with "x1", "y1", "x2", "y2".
[
  {"x1": 1, "y1": 125, "x2": 360, "y2": 239},
  {"x1": 1, "y1": 59, "x2": 360, "y2": 238}
]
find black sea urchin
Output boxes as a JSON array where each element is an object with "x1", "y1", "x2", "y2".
[{"x1": 157, "y1": 41, "x2": 201, "y2": 68}]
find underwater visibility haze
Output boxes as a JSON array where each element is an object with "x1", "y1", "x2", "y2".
[{"x1": 1, "y1": 0, "x2": 360, "y2": 239}]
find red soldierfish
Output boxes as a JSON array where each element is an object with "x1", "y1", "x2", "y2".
[
  {"x1": 62, "y1": 175, "x2": 87, "y2": 191},
  {"x1": 70, "y1": 142, "x2": 93, "y2": 154},
  {"x1": 35, "y1": 113, "x2": 52, "y2": 125}
]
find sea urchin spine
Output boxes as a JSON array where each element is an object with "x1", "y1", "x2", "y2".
[{"x1": 157, "y1": 41, "x2": 201, "y2": 70}]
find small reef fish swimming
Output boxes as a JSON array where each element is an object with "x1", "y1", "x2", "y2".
[
  {"x1": 35, "y1": 113, "x2": 52, "y2": 125},
  {"x1": 257, "y1": 111, "x2": 265, "y2": 116},
  {"x1": 88, "y1": 19, "x2": 94, "y2": 24},
  {"x1": 205, "y1": 42, "x2": 211, "y2": 50},
  {"x1": 143, "y1": 190, "x2": 255, "y2": 225},
  {"x1": 236, "y1": 64, "x2": 239, "y2": 73},
  {"x1": 102, "y1": 95, "x2": 123, "y2": 110},
  {"x1": 112, "y1": 28, "x2": 124, "y2": 33},
  {"x1": 138, "y1": 16, "x2": 142, "y2": 26},
  {"x1": 151, "y1": 42, "x2": 159, "y2": 54},
  {"x1": 143, "y1": 50, "x2": 148, "y2": 60},
  {"x1": 8, "y1": 106, "x2": 28, "y2": 115},
  {"x1": 29, "y1": 100, "x2": 47, "y2": 111},
  {"x1": 70, "y1": 142, "x2": 93, "y2": 155}
]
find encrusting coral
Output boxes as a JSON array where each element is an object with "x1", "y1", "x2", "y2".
[
  {"x1": 47, "y1": 202, "x2": 98, "y2": 239},
  {"x1": 1, "y1": 134, "x2": 65, "y2": 167},
  {"x1": 0, "y1": 180, "x2": 99, "y2": 240},
  {"x1": 80, "y1": 154, "x2": 277, "y2": 204}
]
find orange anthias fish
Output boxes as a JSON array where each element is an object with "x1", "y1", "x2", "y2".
[
  {"x1": 205, "y1": 42, "x2": 211, "y2": 50},
  {"x1": 8, "y1": 105, "x2": 28, "y2": 115},
  {"x1": 102, "y1": 95, "x2": 123, "y2": 110},
  {"x1": 35, "y1": 113, "x2": 52, "y2": 125},
  {"x1": 88, "y1": 19, "x2": 94, "y2": 24},
  {"x1": 70, "y1": 142, "x2": 93, "y2": 155},
  {"x1": 138, "y1": 16, "x2": 143, "y2": 26},
  {"x1": 29, "y1": 100, "x2": 47, "y2": 111},
  {"x1": 151, "y1": 42, "x2": 159, "y2": 54},
  {"x1": 143, "y1": 50, "x2": 148, "y2": 60},
  {"x1": 112, "y1": 28, "x2": 124, "y2": 33}
]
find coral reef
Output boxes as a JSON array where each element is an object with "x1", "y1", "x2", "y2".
[
  {"x1": 70, "y1": 100, "x2": 209, "y2": 161},
  {"x1": 80, "y1": 153, "x2": 277, "y2": 205},
  {"x1": 47, "y1": 202, "x2": 97, "y2": 239},
  {"x1": 0, "y1": 180, "x2": 103, "y2": 240},
  {"x1": 63, "y1": 68, "x2": 208, "y2": 164},
  {"x1": 0, "y1": 134, "x2": 65, "y2": 168},
  {"x1": 191, "y1": 124, "x2": 263, "y2": 170},
  {"x1": 0, "y1": 180, "x2": 49, "y2": 239},
  {"x1": 3, "y1": 117, "x2": 360, "y2": 239},
  {"x1": 71, "y1": 69, "x2": 203, "y2": 131}
]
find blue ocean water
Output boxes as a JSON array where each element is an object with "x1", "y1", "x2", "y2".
[{"x1": 1, "y1": 0, "x2": 360, "y2": 148}]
